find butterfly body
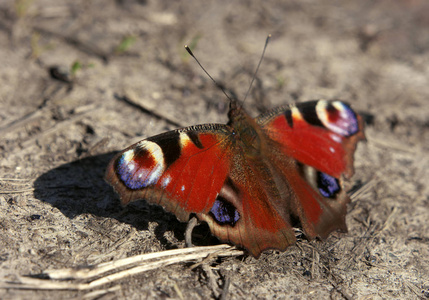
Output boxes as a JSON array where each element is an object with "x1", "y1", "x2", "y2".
[{"x1": 106, "y1": 99, "x2": 364, "y2": 257}]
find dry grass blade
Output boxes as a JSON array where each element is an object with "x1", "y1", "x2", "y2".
[
  {"x1": 0, "y1": 178, "x2": 34, "y2": 194},
  {"x1": 0, "y1": 188, "x2": 34, "y2": 194},
  {"x1": 82, "y1": 285, "x2": 121, "y2": 300},
  {"x1": 0, "y1": 245, "x2": 244, "y2": 291},
  {"x1": 116, "y1": 89, "x2": 184, "y2": 128},
  {"x1": 20, "y1": 104, "x2": 99, "y2": 148},
  {"x1": 46, "y1": 244, "x2": 242, "y2": 280},
  {"x1": 0, "y1": 178, "x2": 32, "y2": 181},
  {"x1": 368, "y1": 135, "x2": 417, "y2": 154},
  {"x1": 0, "y1": 105, "x2": 46, "y2": 138},
  {"x1": 349, "y1": 176, "x2": 378, "y2": 201}
]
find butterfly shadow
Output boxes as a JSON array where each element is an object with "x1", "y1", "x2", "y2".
[{"x1": 32, "y1": 152, "x2": 204, "y2": 250}]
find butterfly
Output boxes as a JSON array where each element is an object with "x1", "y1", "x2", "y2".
[{"x1": 105, "y1": 91, "x2": 365, "y2": 257}]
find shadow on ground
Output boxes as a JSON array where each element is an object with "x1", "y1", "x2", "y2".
[{"x1": 32, "y1": 153, "x2": 218, "y2": 249}]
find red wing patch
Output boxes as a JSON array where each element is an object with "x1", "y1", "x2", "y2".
[{"x1": 258, "y1": 100, "x2": 365, "y2": 179}]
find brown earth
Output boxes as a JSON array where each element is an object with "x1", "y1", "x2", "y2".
[{"x1": 0, "y1": 0, "x2": 428, "y2": 299}]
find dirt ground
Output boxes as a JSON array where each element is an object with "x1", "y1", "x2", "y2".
[{"x1": 0, "y1": 0, "x2": 428, "y2": 299}]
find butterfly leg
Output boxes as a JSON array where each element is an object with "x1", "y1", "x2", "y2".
[{"x1": 185, "y1": 216, "x2": 199, "y2": 247}]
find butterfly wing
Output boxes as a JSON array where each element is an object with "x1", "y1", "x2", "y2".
[
  {"x1": 105, "y1": 124, "x2": 234, "y2": 222},
  {"x1": 256, "y1": 100, "x2": 365, "y2": 240},
  {"x1": 257, "y1": 100, "x2": 365, "y2": 178}
]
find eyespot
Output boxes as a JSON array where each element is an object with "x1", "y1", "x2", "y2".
[
  {"x1": 317, "y1": 172, "x2": 341, "y2": 198},
  {"x1": 116, "y1": 141, "x2": 165, "y2": 190},
  {"x1": 316, "y1": 100, "x2": 359, "y2": 137},
  {"x1": 209, "y1": 196, "x2": 240, "y2": 226}
]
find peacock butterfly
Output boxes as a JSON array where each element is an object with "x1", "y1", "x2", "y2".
[{"x1": 105, "y1": 50, "x2": 365, "y2": 258}]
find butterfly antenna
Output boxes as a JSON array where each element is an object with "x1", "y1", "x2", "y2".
[
  {"x1": 242, "y1": 34, "x2": 271, "y2": 105},
  {"x1": 185, "y1": 45, "x2": 234, "y2": 104},
  {"x1": 185, "y1": 34, "x2": 271, "y2": 109}
]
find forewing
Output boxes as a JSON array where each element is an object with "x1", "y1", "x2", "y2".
[
  {"x1": 105, "y1": 124, "x2": 234, "y2": 222},
  {"x1": 256, "y1": 100, "x2": 365, "y2": 178}
]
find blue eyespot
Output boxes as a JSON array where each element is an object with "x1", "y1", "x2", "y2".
[
  {"x1": 317, "y1": 172, "x2": 341, "y2": 198},
  {"x1": 210, "y1": 197, "x2": 240, "y2": 226}
]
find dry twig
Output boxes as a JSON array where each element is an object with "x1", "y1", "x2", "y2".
[{"x1": 0, "y1": 245, "x2": 244, "y2": 291}]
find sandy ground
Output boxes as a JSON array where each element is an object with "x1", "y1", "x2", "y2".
[{"x1": 0, "y1": 0, "x2": 428, "y2": 299}]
